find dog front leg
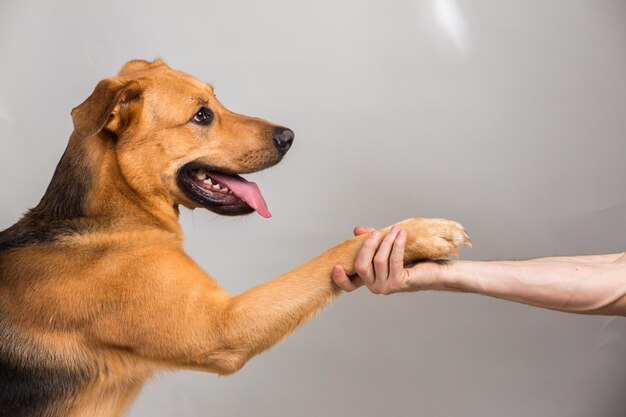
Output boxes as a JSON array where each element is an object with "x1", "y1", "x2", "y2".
[{"x1": 215, "y1": 217, "x2": 470, "y2": 373}]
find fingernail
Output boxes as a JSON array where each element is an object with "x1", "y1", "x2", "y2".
[{"x1": 371, "y1": 231, "x2": 380, "y2": 239}]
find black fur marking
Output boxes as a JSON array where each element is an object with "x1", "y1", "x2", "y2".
[
  {"x1": 0, "y1": 220, "x2": 88, "y2": 252},
  {"x1": 31, "y1": 139, "x2": 91, "y2": 221},
  {"x1": 0, "y1": 140, "x2": 92, "y2": 252},
  {"x1": 0, "y1": 358, "x2": 88, "y2": 417},
  {"x1": 0, "y1": 321, "x2": 91, "y2": 417}
]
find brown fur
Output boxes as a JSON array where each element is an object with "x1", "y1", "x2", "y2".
[{"x1": 0, "y1": 59, "x2": 470, "y2": 417}]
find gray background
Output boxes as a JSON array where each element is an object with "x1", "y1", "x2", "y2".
[{"x1": 1, "y1": 0, "x2": 626, "y2": 416}]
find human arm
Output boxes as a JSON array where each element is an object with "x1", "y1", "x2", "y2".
[{"x1": 331, "y1": 227, "x2": 626, "y2": 316}]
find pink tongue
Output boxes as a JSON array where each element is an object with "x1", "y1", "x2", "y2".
[{"x1": 207, "y1": 172, "x2": 271, "y2": 218}]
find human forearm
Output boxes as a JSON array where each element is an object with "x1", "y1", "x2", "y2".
[
  {"x1": 437, "y1": 256, "x2": 626, "y2": 315},
  {"x1": 531, "y1": 253, "x2": 625, "y2": 264}
]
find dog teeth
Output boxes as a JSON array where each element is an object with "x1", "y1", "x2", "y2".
[
  {"x1": 195, "y1": 173, "x2": 231, "y2": 193},
  {"x1": 189, "y1": 168, "x2": 234, "y2": 194}
]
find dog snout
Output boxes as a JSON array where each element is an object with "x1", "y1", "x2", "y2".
[{"x1": 272, "y1": 127, "x2": 295, "y2": 154}]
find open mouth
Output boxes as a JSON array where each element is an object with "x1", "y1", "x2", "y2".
[{"x1": 177, "y1": 164, "x2": 271, "y2": 218}]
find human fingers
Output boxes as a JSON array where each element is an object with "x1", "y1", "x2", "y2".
[
  {"x1": 354, "y1": 230, "x2": 382, "y2": 286},
  {"x1": 384, "y1": 229, "x2": 410, "y2": 294},
  {"x1": 331, "y1": 265, "x2": 364, "y2": 292},
  {"x1": 354, "y1": 226, "x2": 376, "y2": 236},
  {"x1": 371, "y1": 226, "x2": 401, "y2": 293}
]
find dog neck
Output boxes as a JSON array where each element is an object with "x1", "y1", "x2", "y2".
[
  {"x1": 0, "y1": 133, "x2": 182, "y2": 251},
  {"x1": 81, "y1": 131, "x2": 183, "y2": 235}
]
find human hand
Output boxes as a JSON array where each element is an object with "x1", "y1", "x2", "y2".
[{"x1": 331, "y1": 226, "x2": 450, "y2": 294}]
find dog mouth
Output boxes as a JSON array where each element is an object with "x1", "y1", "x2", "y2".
[{"x1": 177, "y1": 164, "x2": 271, "y2": 218}]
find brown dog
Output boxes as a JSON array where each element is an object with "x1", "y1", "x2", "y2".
[{"x1": 0, "y1": 59, "x2": 470, "y2": 417}]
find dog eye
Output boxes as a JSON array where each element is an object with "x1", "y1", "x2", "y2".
[{"x1": 191, "y1": 107, "x2": 213, "y2": 126}]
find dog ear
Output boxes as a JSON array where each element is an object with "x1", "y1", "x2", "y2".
[
  {"x1": 71, "y1": 78, "x2": 142, "y2": 138},
  {"x1": 118, "y1": 58, "x2": 166, "y2": 76}
]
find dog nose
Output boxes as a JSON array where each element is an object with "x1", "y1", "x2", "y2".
[{"x1": 273, "y1": 127, "x2": 295, "y2": 154}]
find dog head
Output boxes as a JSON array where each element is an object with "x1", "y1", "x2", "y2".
[{"x1": 71, "y1": 59, "x2": 294, "y2": 218}]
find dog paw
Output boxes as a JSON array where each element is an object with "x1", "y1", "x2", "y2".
[{"x1": 392, "y1": 218, "x2": 472, "y2": 262}]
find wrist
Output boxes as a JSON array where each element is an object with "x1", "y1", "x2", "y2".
[
  {"x1": 432, "y1": 260, "x2": 476, "y2": 292},
  {"x1": 405, "y1": 260, "x2": 461, "y2": 292}
]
